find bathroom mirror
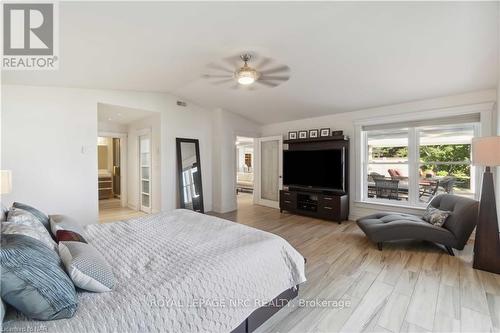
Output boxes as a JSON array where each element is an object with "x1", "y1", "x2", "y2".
[{"x1": 176, "y1": 138, "x2": 204, "y2": 213}]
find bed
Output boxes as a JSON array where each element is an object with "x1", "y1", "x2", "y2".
[{"x1": 3, "y1": 209, "x2": 306, "y2": 333}]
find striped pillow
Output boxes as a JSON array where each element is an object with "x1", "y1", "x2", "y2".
[{"x1": 0, "y1": 234, "x2": 77, "y2": 320}]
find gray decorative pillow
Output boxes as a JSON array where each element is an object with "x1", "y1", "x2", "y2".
[
  {"x1": 423, "y1": 207, "x2": 451, "y2": 227},
  {"x1": 12, "y1": 202, "x2": 50, "y2": 233},
  {"x1": 0, "y1": 234, "x2": 77, "y2": 320},
  {"x1": 2, "y1": 220, "x2": 57, "y2": 252},
  {"x1": 59, "y1": 241, "x2": 115, "y2": 292}
]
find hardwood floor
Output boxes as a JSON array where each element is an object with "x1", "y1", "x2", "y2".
[
  {"x1": 212, "y1": 193, "x2": 500, "y2": 333},
  {"x1": 99, "y1": 198, "x2": 146, "y2": 223}
]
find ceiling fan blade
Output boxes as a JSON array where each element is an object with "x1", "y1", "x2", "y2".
[
  {"x1": 256, "y1": 56, "x2": 274, "y2": 70},
  {"x1": 202, "y1": 74, "x2": 233, "y2": 79},
  {"x1": 260, "y1": 75, "x2": 289, "y2": 82},
  {"x1": 223, "y1": 55, "x2": 242, "y2": 68},
  {"x1": 206, "y1": 63, "x2": 233, "y2": 73},
  {"x1": 260, "y1": 65, "x2": 290, "y2": 75},
  {"x1": 211, "y1": 78, "x2": 234, "y2": 85},
  {"x1": 255, "y1": 80, "x2": 279, "y2": 88}
]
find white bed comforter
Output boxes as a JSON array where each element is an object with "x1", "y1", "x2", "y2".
[{"x1": 4, "y1": 209, "x2": 306, "y2": 333}]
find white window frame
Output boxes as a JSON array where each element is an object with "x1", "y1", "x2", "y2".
[{"x1": 354, "y1": 103, "x2": 493, "y2": 209}]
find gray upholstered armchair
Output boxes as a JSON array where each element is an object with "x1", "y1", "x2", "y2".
[{"x1": 356, "y1": 194, "x2": 479, "y2": 255}]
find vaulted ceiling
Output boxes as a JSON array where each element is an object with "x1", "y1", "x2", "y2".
[{"x1": 3, "y1": 2, "x2": 498, "y2": 124}]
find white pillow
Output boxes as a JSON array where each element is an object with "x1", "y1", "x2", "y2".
[{"x1": 58, "y1": 241, "x2": 115, "y2": 292}]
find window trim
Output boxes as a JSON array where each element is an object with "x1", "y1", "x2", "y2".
[{"x1": 354, "y1": 102, "x2": 493, "y2": 208}]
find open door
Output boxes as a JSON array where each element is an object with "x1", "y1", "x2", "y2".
[
  {"x1": 254, "y1": 136, "x2": 283, "y2": 208},
  {"x1": 139, "y1": 132, "x2": 152, "y2": 213}
]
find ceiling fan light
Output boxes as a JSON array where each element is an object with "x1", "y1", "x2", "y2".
[
  {"x1": 237, "y1": 75, "x2": 255, "y2": 85},
  {"x1": 236, "y1": 66, "x2": 259, "y2": 85}
]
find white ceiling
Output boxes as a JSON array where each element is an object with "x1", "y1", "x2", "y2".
[
  {"x1": 97, "y1": 103, "x2": 157, "y2": 125},
  {"x1": 3, "y1": 2, "x2": 498, "y2": 124}
]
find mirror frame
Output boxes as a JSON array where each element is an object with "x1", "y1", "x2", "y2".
[{"x1": 176, "y1": 138, "x2": 204, "y2": 213}]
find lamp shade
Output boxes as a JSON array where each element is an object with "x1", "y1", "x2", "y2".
[
  {"x1": 1, "y1": 170, "x2": 12, "y2": 195},
  {"x1": 472, "y1": 136, "x2": 500, "y2": 167}
]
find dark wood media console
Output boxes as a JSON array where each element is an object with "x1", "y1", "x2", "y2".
[
  {"x1": 280, "y1": 135, "x2": 349, "y2": 223},
  {"x1": 280, "y1": 189, "x2": 348, "y2": 223}
]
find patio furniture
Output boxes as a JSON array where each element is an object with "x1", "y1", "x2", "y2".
[
  {"x1": 388, "y1": 169, "x2": 408, "y2": 180},
  {"x1": 368, "y1": 172, "x2": 385, "y2": 181},
  {"x1": 419, "y1": 179, "x2": 439, "y2": 202},
  {"x1": 374, "y1": 178, "x2": 400, "y2": 200},
  {"x1": 438, "y1": 176, "x2": 456, "y2": 194},
  {"x1": 356, "y1": 194, "x2": 479, "y2": 255}
]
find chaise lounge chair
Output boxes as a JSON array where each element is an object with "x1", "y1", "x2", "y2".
[{"x1": 356, "y1": 194, "x2": 478, "y2": 255}]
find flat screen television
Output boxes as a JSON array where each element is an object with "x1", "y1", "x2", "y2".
[{"x1": 283, "y1": 149, "x2": 345, "y2": 192}]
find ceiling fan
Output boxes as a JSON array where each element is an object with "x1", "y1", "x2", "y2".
[{"x1": 203, "y1": 53, "x2": 290, "y2": 89}]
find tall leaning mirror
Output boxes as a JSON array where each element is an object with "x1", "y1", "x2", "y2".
[{"x1": 176, "y1": 138, "x2": 204, "y2": 213}]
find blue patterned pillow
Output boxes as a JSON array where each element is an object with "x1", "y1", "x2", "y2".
[{"x1": 0, "y1": 234, "x2": 77, "y2": 320}]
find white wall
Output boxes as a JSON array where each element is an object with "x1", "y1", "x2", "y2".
[
  {"x1": 1, "y1": 84, "x2": 215, "y2": 225},
  {"x1": 261, "y1": 89, "x2": 497, "y2": 220},
  {"x1": 212, "y1": 109, "x2": 261, "y2": 213},
  {"x1": 98, "y1": 120, "x2": 128, "y2": 134},
  {"x1": 127, "y1": 113, "x2": 162, "y2": 213}
]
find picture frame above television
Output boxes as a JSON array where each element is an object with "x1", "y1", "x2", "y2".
[
  {"x1": 320, "y1": 128, "x2": 330, "y2": 137},
  {"x1": 309, "y1": 129, "x2": 319, "y2": 138}
]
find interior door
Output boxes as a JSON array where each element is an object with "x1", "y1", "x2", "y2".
[
  {"x1": 254, "y1": 136, "x2": 283, "y2": 208},
  {"x1": 112, "y1": 138, "x2": 121, "y2": 197},
  {"x1": 139, "y1": 133, "x2": 152, "y2": 213}
]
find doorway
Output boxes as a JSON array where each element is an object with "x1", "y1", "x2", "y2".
[
  {"x1": 98, "y1": 136, "x2": 121, "y2": 204},
  {"x1": 235, "y1": 136, "x2": 255, "y2": 208},
  {"x1": 96, "y1": 102, "x2": 161, "y2": 223},
  {"x1": 98, "y1": 134, "x2": 133, "y2": 222}
]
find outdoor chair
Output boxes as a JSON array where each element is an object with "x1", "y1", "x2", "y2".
[
  {"x1": 439, "y1": 176, "x2": 456, "y2": 194},
  {"x1": 374, "y1": 178, "x2": 400, "y2": 200}
]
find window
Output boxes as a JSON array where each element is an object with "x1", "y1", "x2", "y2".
[
  {"x1": 361, "y1": 115, "x2": 480, "y2": 207},
  {"x1": 417, "y1": 124, "x2": 475, "y2": 203},
  {"x1": 366, "y1": 128, "x2": 410, "y2": 202}
]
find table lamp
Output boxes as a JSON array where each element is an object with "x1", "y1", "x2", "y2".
[
  {"x1": 472, "y1": 136, "x2": 500, "y2": 274},
  {"x1": 1, "y1": 170, "x2": 12, "y2": 195},
  {"x1": 1, "y1": 170, "x2": 12, "y2": 213}
]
